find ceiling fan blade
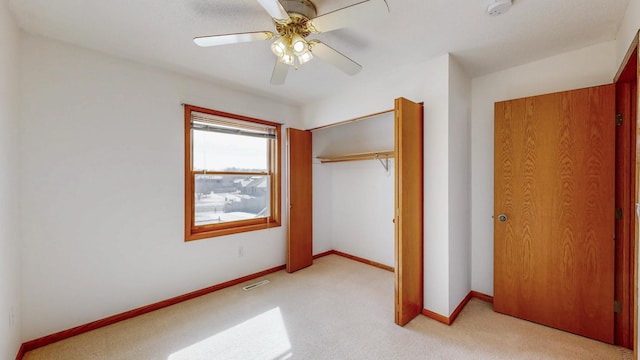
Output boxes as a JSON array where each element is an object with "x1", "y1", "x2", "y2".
[
  {"x1": 271, "y1": 59, "x2": 289, "y2": 85},
  {"x1": 309, "y1": 40, "x2": 362, "y2": 75},
  {"x1": 257, "y1": 0, "x2": 291, "y2": 21},
  {"x1": 308, "y1": 0, "x2": 389, "y2": 33},
  {"x1": 194, "y1": 31, "x2": 275, "y2": 47}
]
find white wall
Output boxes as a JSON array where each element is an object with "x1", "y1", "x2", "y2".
[
  {"x1": 19, "y1": 34, "x2": 302, "y2": 341},
  {"x1": 312, "y1": 163, "x2": 332, "y2": 255},
  {"x1": 0, "y1": 1, "x2": 22, "y2": 357},
  {"x1": 421, "y1": 56, "x2": 452, "y2": 317},
  {"x1": 447, "y1": 56, "x2": 471, "y2": 312},
  {"x1": 325, "y1": 160, "x2": 394, "y2": 266},
  {"x1": 302, "y1": 54, "x2": 459, "y2": 317},
  {"x1": 617, "y1": 0, "x2": 640, "y2": 70},
  {"x1": 469, "y1": 41, "x2": 618, "y2": 296},
  {"x1": 302, "y1": 58, "x2": 442, "y2": 130}
]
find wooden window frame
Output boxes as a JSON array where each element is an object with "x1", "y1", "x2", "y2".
[{"x1": 184, "y1": 104, "x2": 281, "y2": 241}]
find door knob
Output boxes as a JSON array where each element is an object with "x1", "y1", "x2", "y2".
[{"x1": 498, "y1": 214, "x2": 508, "y2": 222}]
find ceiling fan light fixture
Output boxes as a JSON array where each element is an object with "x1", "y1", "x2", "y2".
[
  {"x1": 280, "y1": 51, "x2": 295, "y2": 66},
  {"x1": 271, "y1": 37, "x2": 288, "y2": 57},
  {"x1": 291, "y1": 34, "x2": 308, "y2": 55},
  {"x1": 297, "y1": 50, "x2": 313, "y2": 65}
]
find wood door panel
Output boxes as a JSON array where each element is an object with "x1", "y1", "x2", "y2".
[
  {"x1": 494, "y1": 85, "x2": 615, "y2": 343},
  {"x1": 394, "y1": 97, "x2": 424, "y2": 326},
  {"x1": 286, "y1": 128, "x2": 313, "y2": 273}
]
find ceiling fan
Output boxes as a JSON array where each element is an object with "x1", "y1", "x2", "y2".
[{"x1": 193, "y1": 0, "x2": 389, "y2": 85}]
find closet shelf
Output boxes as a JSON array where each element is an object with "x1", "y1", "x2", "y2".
[{"x1": 316, "y1": 150, "x2": 394, "y2": 164}]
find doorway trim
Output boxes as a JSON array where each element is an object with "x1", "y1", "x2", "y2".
[{"x1": 613, "y1": 29, "x2": 639, "y2": 351}]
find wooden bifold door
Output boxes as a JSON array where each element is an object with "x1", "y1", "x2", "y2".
[
  {"x1": 286, "y1": 128, "x2": 313, "y2": 273},
  {"x1": 394, "y1": 97, "x2": 424, "y2": 326}
]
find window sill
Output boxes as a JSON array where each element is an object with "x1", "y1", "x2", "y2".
[{"x1": 185, "y1": 221, "x2": 281, "y2": 241}]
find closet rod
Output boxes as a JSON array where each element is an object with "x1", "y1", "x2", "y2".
[
  {"x1": 307, "y1": 109, "x2": 394, "y2": 132},
  {"x1": 317, "y1": 150, "x2": 394, "y2": 164}
]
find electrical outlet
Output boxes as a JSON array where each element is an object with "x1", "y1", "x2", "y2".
[{"x1": 238, "y1": 245, "x2": 244, "y2": 258}]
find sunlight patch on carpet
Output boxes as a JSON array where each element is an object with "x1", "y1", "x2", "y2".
[{"x1": 168, "y1": 307, "x2": 292, "y2": 360}]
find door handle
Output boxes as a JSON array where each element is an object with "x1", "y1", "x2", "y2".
[{"x1": 498, "y1": 214, "x2": 508, "y2": 222}]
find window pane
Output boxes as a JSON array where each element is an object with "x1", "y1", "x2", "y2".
[
  {"x1": 193, "y1": 129, "x2": 268, "y2": 172},
  {"x1": 194, "y1": 174, "x2": 271, "y2": 226}
]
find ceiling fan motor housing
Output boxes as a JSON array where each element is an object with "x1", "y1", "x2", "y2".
[
  {"x1": 280, "y1": 0, "x2": 317, "y2": 19},
  {"x1": 275, "y1": 14, "x2": 312, "y2": 38},
  {"x1": 275, "y1": 0, "x2": 319, "y2": 38}
]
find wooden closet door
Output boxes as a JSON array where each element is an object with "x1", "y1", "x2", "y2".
[
  {"x1": 286, "y1": 128, "x2": 313, "y2": 273},
  {"x1": 494, "y1": 85, "x2": 615, "y2": 343},
  {"x1": 394, "y1": 97, "x2": 424, "y2": 326}
]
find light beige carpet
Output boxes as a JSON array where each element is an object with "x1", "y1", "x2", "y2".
[{"x1": 24, "y1": 255, "x2": 632, "y2": 359}]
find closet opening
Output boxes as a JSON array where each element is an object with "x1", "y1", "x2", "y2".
[{"x1": 286, "y1": 97, "x2": 423, "y2": 326}]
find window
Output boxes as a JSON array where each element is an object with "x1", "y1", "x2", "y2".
[{"x1": 184, "y1": 104, "x2": 281, "y2": 240}]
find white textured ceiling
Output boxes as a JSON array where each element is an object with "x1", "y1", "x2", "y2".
[{"x1": 7, "y1": 0, "x2": 630, "y2": 105}]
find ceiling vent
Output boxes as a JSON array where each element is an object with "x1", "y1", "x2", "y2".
[{"x1": 487, "y1": 0, "x2": 512, "y2": 16}]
